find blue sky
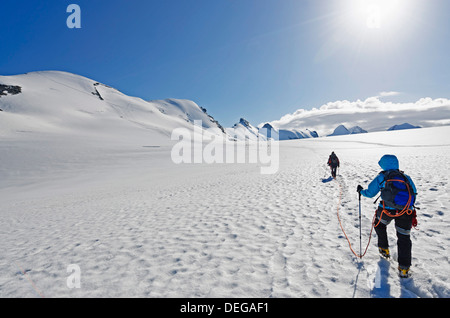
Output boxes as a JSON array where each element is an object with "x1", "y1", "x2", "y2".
[{"x1": 1, "y1": 0, "x2": 449, "y2": 127}]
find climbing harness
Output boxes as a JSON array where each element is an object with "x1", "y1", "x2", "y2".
[{"x1": 373, "y1": 178, "x2": 416, "y2": 229}]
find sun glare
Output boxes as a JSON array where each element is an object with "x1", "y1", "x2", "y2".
[
  {"x1": 362, "y1": 0, "x2": 406, "y2": 30},
  {"x1": 343, "y1": 0, "x2": 409, "y2": 31},
  {"x1": 318, "y1": 0, "x2": 421, "y2": 64}
]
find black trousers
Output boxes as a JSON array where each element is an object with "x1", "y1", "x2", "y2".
[
  {"x1": 330, "y1": 165, "x2": 338, "y2": 178},
  {"x1": 374, "y1": 206, "x2": 413, "y2": 268}
]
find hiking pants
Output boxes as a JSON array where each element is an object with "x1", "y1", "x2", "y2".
[
  {"x1": 331, "y1": 165, "x2": 338, "y2": 178},
  {"x1": 374, "y1": 206, "x2": 413, "y2": 268}
]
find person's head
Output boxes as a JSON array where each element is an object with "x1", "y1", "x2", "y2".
[{"x1": 378, "y1": 154, "x2": 399, "y2": 171}]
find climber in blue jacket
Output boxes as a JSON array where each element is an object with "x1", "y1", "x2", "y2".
[{"x1": 357, "y1": 154, "x2": 417, "y2": 278}]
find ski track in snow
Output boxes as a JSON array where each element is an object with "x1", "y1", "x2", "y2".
[{"x1": 0, "y1": 133, "x2": 449, "y2": 298}]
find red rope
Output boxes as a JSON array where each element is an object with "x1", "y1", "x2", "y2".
[
  {"x1": 335, "y1": 178, "x2": 415, "y2": 258},
  {"x1": 335, "y1": 179, "x2": 374, "y2": 259},
  {"x1": 373, "y1": 179, "x2": 414, "y2": 228},
  {"x1": 14, "y1": 261, "x2": 45, "y2": 298}
]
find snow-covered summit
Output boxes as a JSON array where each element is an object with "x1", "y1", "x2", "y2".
[
  {"x1": 349, "y1": 126, "x2": 368, "y2": 134},
  {"x1": 328, "y1": 124, "x2": 368, "y2": 136},
  {"x1": 258, "y1": 122, "x2": 319, "y2": 141},
  {"x1": 329, "y1": 125, "x2": 350, "y2": 136},
  {"x1": 234, "y1": 118, "x2": 252, "y2": 128},
  {"x1": 226, "y1": 118, "x2": 264, "y2": 141},
  {"x1": 387, "y1": 123, "x2": 421, "y2": 131}
]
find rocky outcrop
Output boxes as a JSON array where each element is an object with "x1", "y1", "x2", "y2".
[{"x1": 0, "y1": 84, "x2": 22, "y2": 97}]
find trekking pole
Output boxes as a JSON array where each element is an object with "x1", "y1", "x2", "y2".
[{"x1": 358, "y1": 192, "x2": 362, "y2": 258}]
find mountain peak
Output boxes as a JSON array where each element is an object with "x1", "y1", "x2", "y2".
[
  {"x1": 239, "y1": 118, "x2": 251, "y2": 127},
  {"x1": 233, "y1": 118, "x2": 252, "y2": 128},
  {"x1": 387, "y1": 123, "x2": 421, "y2": 131},
  {"x1": 329, "y1": 125, "x2": 350, "y2": 136},
  {"x1": 349, "y1": 126, "x2": 368, "y2": 134},
  {"x1": 328, "y1": 124, "x2": 368, "y2": 136}
]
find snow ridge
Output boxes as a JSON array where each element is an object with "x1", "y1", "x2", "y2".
[{"x1": 0, "y1": 71, "x2": 226, "y2": 141}]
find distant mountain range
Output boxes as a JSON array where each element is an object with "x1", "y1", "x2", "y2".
[
  {"x1": 226, "y1": 119, "x2": 318, "y2": 141},
  {"x1": 0, "y1": 71, "x2": 320, "y2": 142},
  {"x1": 325, "y1": 123, "x2": 421, "y2": 137},
  {"x1": 267, "y1": 96, "x2": 450, "y2": 137},
  {"x1": 0, "y1": 71, "x2": 436, "y2": 143},
  {"x1": 230, "y1": 120, "x2": 424, "y2": 139}
]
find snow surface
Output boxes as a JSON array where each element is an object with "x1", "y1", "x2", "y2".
[{"x1": 0, "y1": 124, "x2": 449, "y2": 298}]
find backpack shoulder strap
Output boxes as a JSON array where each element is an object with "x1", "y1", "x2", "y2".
[{"x1": 379, "y1": 171, "x2": 388, "y2": 187}]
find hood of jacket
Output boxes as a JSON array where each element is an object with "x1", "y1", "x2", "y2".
[{"x1": 378, "y1": 154, "x2": 399, "y2": 171}]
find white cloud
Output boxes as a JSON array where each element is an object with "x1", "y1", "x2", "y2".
[
  {"x1": 378, "y1": 91, "x2": 401, "y2": 97},
  {"x1": 268, "y1": 97, "x2": 450, "y2": 136}
]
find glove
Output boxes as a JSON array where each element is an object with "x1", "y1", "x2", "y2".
[{"x1": 357, "y1": 185, "x2": 363, "y2": 193}]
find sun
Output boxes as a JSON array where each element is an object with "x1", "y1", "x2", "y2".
[
  {"x1": 362, "y1": 0, "x2": 407, "y2": 30},
  {"x1": 314, "y1": 0, "x2": 420, "y2": 62},
  {"x1": 341, "y1": 0, "x2": 408, "y2": 31}
]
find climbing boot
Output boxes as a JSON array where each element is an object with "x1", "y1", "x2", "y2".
[
  {"x1": 398, "y1": 266, "x2": 411, "y2": 278},
  {"x1": 378, "y1": 247, "x2": 390, "y2": 259}
]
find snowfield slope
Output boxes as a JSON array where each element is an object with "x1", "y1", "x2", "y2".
[
  {"x1": 0, "y1": 123, "x2": 449, "y2": 298},
  {"x1": 0, "y1": 71, "x2": 224, "y2": 143}
]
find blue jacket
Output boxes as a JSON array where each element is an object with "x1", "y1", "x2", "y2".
[{"x1": 361, "y1": 155, "x2": 417, "y2": 210}]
